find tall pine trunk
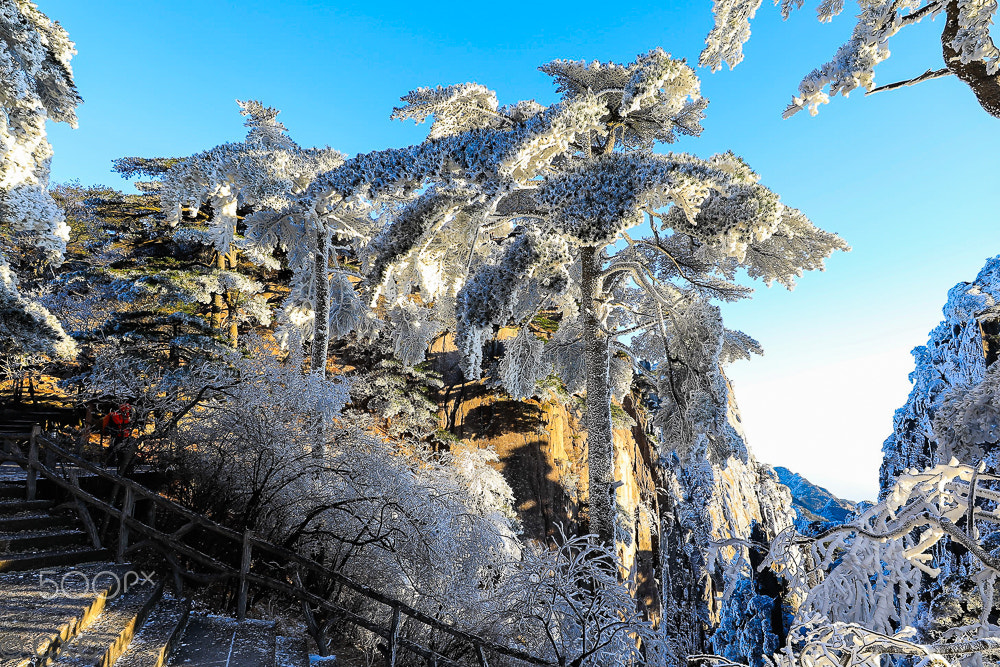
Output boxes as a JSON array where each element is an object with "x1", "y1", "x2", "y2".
[
  {"x1": 580, "y1": 244, "x2": 615, "y2": 546},
  {"x1": 226, "y1": 250, "x2": 239, "y2": 347},
  {"x1": 311, "y1": 228, "x2": 330, "y2": 377},
  {"x1": 228, "y1": 311, "x2": 239, "y2": 347},
  {"x1": 212, "y1": 251, "x2": 226, "y2": 330}
]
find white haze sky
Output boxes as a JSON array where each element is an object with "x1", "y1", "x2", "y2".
[{"x1": 40, "y1": 0, "x2": 1000, "y2": 502}]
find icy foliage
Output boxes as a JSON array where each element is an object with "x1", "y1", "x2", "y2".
[
  {"x1": 0, "y1": 1, "x2": 81, "y2": 361},
  {"x1": 539, "y1": 48, "x2": 708, "y2": 148},
  {"x1": 0, "y1": 256, "x2": 76, "y2": 360},
  {"x1": 546, "y1": 316, "x2": 588, "y2": 395},
  {"x1": 702, "y1": 0, "x2": 1000, "y2": 117},
  {"x1": 159, "y1": 100, "x2": 343, "y2": 238},
  {"x1": 745, "y1": 461, "x2": 1000, "y2": 666},
  {"x1": 951, "y1": 0, "x2": 1000, "y2": 76},
  {"x1": 194, "y1": 269, "x2": 272, "y2": 326},
  {"x1": 144, "y1": 101, "x2": 365, "y2": 364},
  {"x1": 387, "y1": 300, "x2": 439, "y2": 368},
  {"x1": 391, "y1": 83, "x2": 501, "y2": 139},
  {"x1": 364, "y1": 189, "x2": 480, "y2": 306},
  {"x1": 456, "y1": 227, "x2": 571, "y2": 379},
  {"x1": 710, "y1": 578, "x2": 782, "y2": 667},
  {"x1": 934, "y1": 363, "x2": 1000, "y2": 462},
  {"x1": 498, "y1": 534, "x2": 669, "y2": 667},
  {"x1": 497, "y1": 327, "x2": 550, "y2": 400},
  {"x1": 0, "y1": 0, "x2": 79, "y2": 263}
]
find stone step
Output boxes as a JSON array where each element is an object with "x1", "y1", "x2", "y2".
[
  {"x1": 0, "y1": 528, "x2": 88, "y2": 554},
  {"x1": 116, "y1": 596, "x2": 191, "y2": 667},
  {"x1": 0, "y1": 546, "x2": 111, "y2": 573},
  {"x1": 0, "y1": 562, "x2": 133, "y2": 667},
  {"x1": 0, "y1": 499, "x2": 54, "y2": 515},
  {"x1": 0, "y1": 462, "x2": 27, "y2": 480},
  {"x1": 50, "y1": 578, "x2": 163, "y2": 667},
  {"x1": 168, "y1": 614, "x2": 277, "y2": 667},
  {"x1": 275, "y1": 636, "x2": 310, "y2": 667},
  {"x1": 0, "y1": 511, "x2": 73, "y2": 532},
  {"x1": 0, "y1": 485, "x2": 24, "y2": 499}
]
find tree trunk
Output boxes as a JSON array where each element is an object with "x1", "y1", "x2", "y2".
[
  {"x1": 580, "y1": 244, "x2": 615, "y2": 547},
  {"x1": 212, "y1": 251, "x2": 226, "y2": 330},
  {"x1": 311, "y1": 228, "x2": 331, "y2": 377},
  {"x1": 943, "y1": 0, "x2": 1000, "y2": 118},
  {"x1": 228, "y1": 303, "x2": 239, "y2": 347}
]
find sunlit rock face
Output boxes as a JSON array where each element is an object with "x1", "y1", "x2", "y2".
[
  {"x1": 429, "y1": 328, "x2": 798, "y2": 662},
  {"x1": 881, "y1": 256, "x2": 1000, "y2": 497},
  {"x1": 658, "y1": 379, "x2": 796, "y2": 661}
]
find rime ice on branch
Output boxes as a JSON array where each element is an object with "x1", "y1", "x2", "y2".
[{"x1": 702, "y1": 0, "x2": 1000, "y2": 118}]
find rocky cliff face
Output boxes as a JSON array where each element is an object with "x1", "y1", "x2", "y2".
[
  {"x1": 656, "y1": 381, "x2": 796, "y2": 665},
  {"x1": 879, "y1": 255, "x2": 1000, "y2": 649},
  {"x1": 881, "y1": 256, "x2": 1000, "y2": 496},
  {"x1": 429, "y1": 332, "x2": 799, "y2": 663}
]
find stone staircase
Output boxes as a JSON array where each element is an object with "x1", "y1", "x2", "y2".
[
  {"x1": 0, "y1": 477, "x2": 311, "y2": 667},
  {"x1": 0, "y1": 478, "x2": 108, "y2": 573}
]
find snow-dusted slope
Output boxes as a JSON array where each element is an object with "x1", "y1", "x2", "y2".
[{"x1": 773, "y1": 466, "x2": 857, "y2": 523}]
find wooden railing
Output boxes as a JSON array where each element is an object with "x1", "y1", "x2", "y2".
[{"x1": 0, "y1": 430, "x2": 556, "y2": 667}]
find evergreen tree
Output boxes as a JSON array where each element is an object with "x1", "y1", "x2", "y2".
[
  {"x1": 275, "y1": 50, "x2": 847, "y2": 547},
  {"x1": 119, "y1": 101, "x2": 346, "y2": 359}
]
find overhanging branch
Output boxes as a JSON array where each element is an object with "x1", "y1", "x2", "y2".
[{"x1": 866, "y1": 67, "x2": 952, "y2": 96}]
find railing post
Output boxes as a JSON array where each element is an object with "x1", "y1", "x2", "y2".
[
  {"x1": 238, "y1": 530, "x2": 252, "y2": 619},
  {"x1": 387, "y1": 604, "x2": 401, "y2": 667},
  {"x1": 26, "y1": 425, "x2": 39, "y2": 500},
  {"x1": 68, "y1": 469, "x2": 102, "y2": 549},
  {"x1": 117, "y1": 485, "x2": 134, "y2": 561}
]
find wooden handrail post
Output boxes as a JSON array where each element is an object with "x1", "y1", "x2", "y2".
[
  {"x1": 26, "y1": 425, "x2": 39, "y2": 500},
  {"x1": 68, "y1": 469, "x2": 102, "y2": 549},
  {"x1": 117, "y1": 485, "x2": 135, "y2": 562},
  {"x1": 388, "y1": 605, "x2": 402, "y2": 667},
  {"x1": 238, "y1": 530, "x2": 252, "y2": 620}
]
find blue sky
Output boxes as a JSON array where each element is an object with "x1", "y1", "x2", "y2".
[{"x1": 42, "y1": 0, "x2": 999, "y2": 500}]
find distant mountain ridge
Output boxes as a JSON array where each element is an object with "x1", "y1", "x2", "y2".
[{"x1": 773, "y1": 466, "x2": 858, "y2": 523}]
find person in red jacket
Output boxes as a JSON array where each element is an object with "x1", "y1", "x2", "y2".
[{"x1": 101, "y1": 403, "x2": 133, "y2": 449}]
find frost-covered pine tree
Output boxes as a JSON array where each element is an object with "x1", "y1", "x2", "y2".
[
  {"x1": 0, "y1": 0, "x2": 81, "y2": 361},
  {"x1": 702, "y1": 0, "x2": 1000, "y2": 117},
  {"x1": 126, "y1": 101, "x2": 347, "y2": 362},
  {"x1": 281, "y1": 49, "x2": 847, "y2": 547}
]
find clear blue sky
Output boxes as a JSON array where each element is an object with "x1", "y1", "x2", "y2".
[{"x1": 42, "y1": 0, "x2": 999, "y2": 500}]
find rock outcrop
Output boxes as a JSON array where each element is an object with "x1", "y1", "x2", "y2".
[
  {"x1": 429, "y1": 332, "x2": 799, "y2": 662},
  {"x1": 881, "y1": 256, "x2": 1000, "y2": 496},
  {"x1": 879, "y1": 255, "x2": 1000, "y2": 648}
]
